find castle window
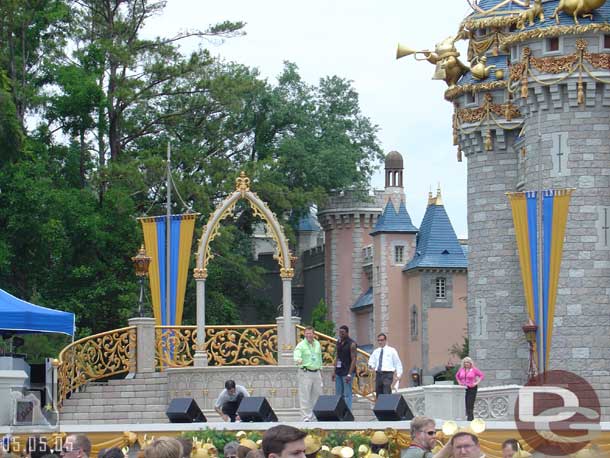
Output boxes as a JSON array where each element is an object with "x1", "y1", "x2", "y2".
[
  {"x1": 435, "y1": 277, "x2": 446, "y2": 299},
  {"x1": 604, "y1": 35, "x2": 610, "y2": 49},
  {"x1": 510, "y1": 45, "x2": 519, "y2": 62},
  {"x1": 411, "y1": 305, "x2": 418, "y2": 340},
  {"x1": 362, "y1": 245, "x2": 373, "y2": 265},
  {"x1": 394, "y1": 245, "x2": 405, "y2": 264},
  {"x1": 544, "y1": 37, "x2": 560, "y2": 54},
  {"x1": 465, "y1": 92, "x2": 476, "y2": 106}
]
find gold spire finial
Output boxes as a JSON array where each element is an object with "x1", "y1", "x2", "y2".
[
  {"x1": 236, "y1": 171, "x2": 251, "y2": 195},
  {"x1": 436, "y1": 183, "x2": 443, "y2": 206},
  {"x1": 428, "y1": 186, "x2": 434, "y2": 206}
]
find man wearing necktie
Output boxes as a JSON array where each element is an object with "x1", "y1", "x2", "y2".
[
  {"x1": 293, "y1": 325, "x2": 323, "y2": 421},
  {"x1": 367, "y1": 333, "x2": 403, "y2": 397}
]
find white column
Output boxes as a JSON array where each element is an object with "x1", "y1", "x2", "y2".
[
  {"x1": 277, "y1": 277, "x2": 298, "y2": 365},
  {"x1": 194, "y1": 277, "x2": 208, "y2": 367}
]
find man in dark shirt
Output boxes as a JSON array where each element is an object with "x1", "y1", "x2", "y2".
[{"x1": 331, "y1": 325, "x2": 357, "y2": 409}]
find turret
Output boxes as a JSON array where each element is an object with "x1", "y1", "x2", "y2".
[{"x1": 401, "y1": 0, "x2": 610, "y2": 417}]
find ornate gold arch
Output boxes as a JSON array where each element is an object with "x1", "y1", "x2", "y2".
[{"x1": 194, "y1": 172, "x2": 294, "y2": 280}]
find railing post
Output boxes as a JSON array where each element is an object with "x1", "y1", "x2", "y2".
[
  {"x1": 276, "y1": 314, "x2": 300, "y2": 365},
  {"x1": 194, "y1": 277, "x2": 208, "y2": 367},
  {"x1": 128, "y1": 317, "x2": 156, "y2": 375}
]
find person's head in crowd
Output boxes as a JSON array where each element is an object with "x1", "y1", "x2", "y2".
[
  {"x1": 262, "y1": 425, "x2": 307, "y2": 458},
  {"x1": 101, "y1": 448, "x2": 124, "y2": 458},
  {"x1": 176, "y1": 439, "x2": 192, "y2": 458},
  {"x1": 223, "y1": 443, "x2": 239, "y2": 458},
  {"x1": 98, "y1": 450, "x2": 108, "y2": 458},
  {"x1": 245, "y1": 450, "x2": 264, "y2": 458},
  {"x1": 27, "y1": 436, "x2": 50, "y2": 458},
  {"x1": 451, "y1": 432, "x2": 481, "y2": 458},
  {"x1": 409, "y1": 416, "x2": 437, "y2": 451},
  {"x1": 501, "y1": 439, "x2": 519, "y2": 458},
  {"x1": 237, "y1": 441, "x2": 257, "y2": 458},
  {"x1": 62, "y1": 435, "x2": 92, "y2": 458},
  {"x1": 144, "y1": 438, "x2": 183, "y2": 458}
]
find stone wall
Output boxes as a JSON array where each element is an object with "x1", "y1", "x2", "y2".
[
  {"x1": 516, "y1": 34, "x2": 610, "y2": 418},
  {"x1": 460, "y1": 90, "x2": 530, "y2": 388},
  {"x1": 459, "y1": 31, "x2": 610, "y2": 419}
]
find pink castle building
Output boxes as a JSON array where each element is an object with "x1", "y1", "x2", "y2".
[{"x1": 318, "y1": 151, "x2": 468, "y2": 385}]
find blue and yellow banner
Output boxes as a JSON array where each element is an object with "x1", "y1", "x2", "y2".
[
  {"x1": 508, "y1": 189, "x2": 572, "y2": 372},
  {"x1": 139, "y1": 214, "x2": 198, "y2": 326}
]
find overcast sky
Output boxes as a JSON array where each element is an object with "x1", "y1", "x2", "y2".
[{"x1": 144, "y1": 1, "x2": 473, "y2": 237}]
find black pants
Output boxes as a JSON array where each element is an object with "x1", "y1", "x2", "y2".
[
  {"x1": 465, "y1": 386, "x2": 478, "y2": 421},
  {"x1": 222, "y1": 393, "x2": 244, "y2": 422},
  {"x1": 375, "y1": 371, "x2": 393, "y2": 397}
]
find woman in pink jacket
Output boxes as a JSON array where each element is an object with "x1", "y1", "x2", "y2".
[{"x1": 455, "y1": 356, "x2": 485, "y2": 420}]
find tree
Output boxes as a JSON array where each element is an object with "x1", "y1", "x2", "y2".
[
  {"x1": 0, "y1": 0, "x2": 70, "y2": 127},
  {"x1": 310, "y1": 299, "x2": 335, "y2": 336},
  {"x1": 0, "y1": 0, "x2": 384, "y2": 340}
]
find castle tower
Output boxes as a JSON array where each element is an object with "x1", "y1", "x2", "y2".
[
  {"x1": 403, "y1": 187, "x2": 468, "y2": 379},
  {"x1": 384, "y1": 150, "x2": 406, "y2": 208},
  {"x1": 318, "y1": 190, "x2": 383, "y2": 337},
  {"x1": 444, "y1": 0, "x2": 610, "y2": 416},
  {"x1": 370, "y1": 183, "x2": 418, "y2": 341}
]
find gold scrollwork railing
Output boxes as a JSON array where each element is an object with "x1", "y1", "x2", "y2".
[
  {"x1": 155, "y1": 325, "x2": 278, "y2": 368},
  {"x1": 57, "y1": 326, "x2": 136, "y2": 407},
  {"x1": 296, "y1": 325, "x2": 376, "y2": 401}
]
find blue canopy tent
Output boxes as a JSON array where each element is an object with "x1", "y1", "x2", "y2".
[{"x1": 0, "y1": 288, "x2": 75, "y2": 337}]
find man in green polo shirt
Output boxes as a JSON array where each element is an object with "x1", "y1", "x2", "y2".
[{"x1": 293, "y1": 325, "x2": 323, "y2": 421}]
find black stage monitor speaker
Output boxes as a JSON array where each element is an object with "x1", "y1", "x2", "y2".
[
  {"x1": 237, "y1": 396, "x2": 278, "y2": 422},
  {"x1": 166, "y1": 397, "x2": 206, "y2": 423},
  {"x1": 373, "y1": 394, "x2": 413, "y2": 421},
  {"x1": 313, "y1": 395, "x2": 354, "y2": 421}
]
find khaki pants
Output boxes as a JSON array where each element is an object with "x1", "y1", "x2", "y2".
[{"x1": 298, "y1": 369, "x2": 322, "y2": 421}]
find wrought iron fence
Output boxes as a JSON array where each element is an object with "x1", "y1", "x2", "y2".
[
  {"x1": 155, "y1": 325, "x2": 278, "y2": 368},
  {"x1": 56, "y1": 322, "x2": 375, "y2": 408},
  {"x1": 295, "y1": 325, "x2": 375, "y2": 400},
  {"x1": 57, "y1": 326, "x2": 136, "y2": 407}
]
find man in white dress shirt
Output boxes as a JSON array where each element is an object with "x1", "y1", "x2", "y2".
[{"x1": 367, "y1": 333, "x2": 403, "y2": 397}]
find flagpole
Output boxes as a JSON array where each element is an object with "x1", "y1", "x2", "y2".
[
  {"x1": 166, "y1": 142, "x2": 172, "y2": 327},
  {"x1": 536, "y1": 110, "x2": 544, "y2": 374}
]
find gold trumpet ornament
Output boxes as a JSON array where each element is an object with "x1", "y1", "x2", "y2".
[
  {"x1": 397, "y1": 34, "x2": 469, "y2": 88},
  {"x1": 470, "y1": 56, "x2": 496, "y2": 80}
]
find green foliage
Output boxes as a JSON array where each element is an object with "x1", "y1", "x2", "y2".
[
  {"x1": 436, "y1": 337, "x2": 469, "y2": 383},
  {"x1": 0, "y1": 334, "x2": 70, "y2": 363},
  {"x1": 451, "y1": 336, "x2": 469, "y2": 360},
  {"x1": 310, "y1": 300, "x2": 335, "y2": 336},
  {"x1": 0, "y1": 0, "x2": 383, "y2": 349},
  {"x1": 184, "y1": 431, "x2": 261, "y2": 457}
]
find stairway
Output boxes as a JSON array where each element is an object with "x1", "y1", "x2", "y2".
[
  {"x1": 59, "y1": 373, "x2": 376, "y2": 424},
  {"x1": 60, "y1": 372, "x2": 170, "y2": 424}
]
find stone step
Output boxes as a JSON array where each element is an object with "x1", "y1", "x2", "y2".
[{"x1": 59, "y1": 372, "x2": 376, "y2": 424}]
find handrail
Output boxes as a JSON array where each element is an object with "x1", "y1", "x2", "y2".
[
  {"x1": 155, "y1": 324, "x2": 278, "y2": 368},
  {"x1": 295, "y1": 325, "x2": 376, "y2": 400},
  {"x1": 56, "y1": 326, "x2": 136, "y2": 407}
]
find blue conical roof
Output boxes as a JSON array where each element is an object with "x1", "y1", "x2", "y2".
[
  {"x1": 297, "y1": 212, "x2": 321, "y2": 232},
  {"x1": 404, "y1": 201, "x2": 467, "y2": 271},
  {"x1": 371, "y1": 200, "x2": 418, "y2": 235}
]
